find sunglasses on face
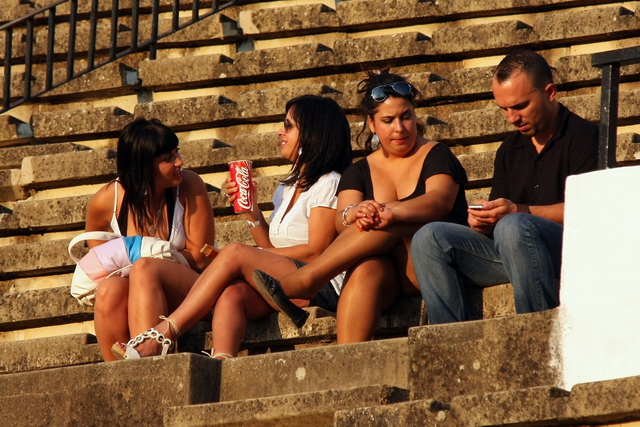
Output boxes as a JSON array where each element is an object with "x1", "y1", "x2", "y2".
[
  {"x1": 283, "y1": 118, "x2": 296, "y2": 131},
  {"x1": 370, "y1": 81, "x2": 413, "y2": 102}
]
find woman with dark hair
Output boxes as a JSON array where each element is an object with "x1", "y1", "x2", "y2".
[
  {"x1": 85, "y1": 117, "x2": 216, "y2": 361},
  {"x1": 251, "y1": 71, "x2": 470, "y2": 343},
  {"x1": 112, "y1": 95, "x2": 352, "y2": 359}
]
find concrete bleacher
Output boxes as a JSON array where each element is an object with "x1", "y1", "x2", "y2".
[{"x1": 2, "y1": 0, "x2": 640, "y2": 425}]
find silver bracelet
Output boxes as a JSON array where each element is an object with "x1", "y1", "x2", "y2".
[{"x1": 341, "y1": 204, "x2": 357, "y2": 227}]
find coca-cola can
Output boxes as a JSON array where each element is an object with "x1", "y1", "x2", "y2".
[{"x1": 228, "y1": 160, "x2": 253, "y2": 214}]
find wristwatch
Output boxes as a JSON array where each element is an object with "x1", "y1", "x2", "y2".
[{"x1": 245, "y1": 219, "x2": 260, "y2": 228}]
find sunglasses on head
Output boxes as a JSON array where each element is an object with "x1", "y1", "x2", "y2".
[{"x1": 370, "y1": 81, "x2": 413, "y2": 102}]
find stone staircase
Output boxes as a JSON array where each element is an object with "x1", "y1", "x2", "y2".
[{"x1": 2, "y1": 0, "x2": 640, "y2": 425}]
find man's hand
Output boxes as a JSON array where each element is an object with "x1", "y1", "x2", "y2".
[{"x1": 468, "y1": 198, "x2": 520, "y2": 233}]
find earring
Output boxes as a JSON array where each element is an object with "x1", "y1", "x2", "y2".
[
  {"x1": 371, "y1": 133, "x2": 380, "y2": 149},
  {"x1": 298, "y1": 147, "x2": 303, "y2": 157}
]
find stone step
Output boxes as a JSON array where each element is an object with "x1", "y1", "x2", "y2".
[
  {"x1": 218, "y1": 337, "x2": 409, "y2": 402},
  {"x1": 409, "y1": 310, "x2": 561, "y2": 403},
  {"x1": 0, "y1": 333, "x2": 102, "y2": 375},
  {"x1": 164, "y1": 384, "x2": 409, "y2": 427},
  {"x1": 0, "y1": 116, "x2": 33, "y2": 147},
  {"x1": 0, "y1": 285, "x2": 93, "y2": 330},
  {"x1": 334, "y1": 375, "x2": 640, "y2": 426},
  {"x1": 0, "y1": 353, "x2": 221, "y2": 426}
]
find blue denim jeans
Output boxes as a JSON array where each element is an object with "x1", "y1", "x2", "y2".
[{"x1": 411, "y1": 213, "x2": 563, "y2": 324}]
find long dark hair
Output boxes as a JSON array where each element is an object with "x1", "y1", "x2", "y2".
[
  {"x1": 116, "y1": 117, "x2": 179, "y2": 233},
  {"x1": 357, "y1": 70, "x2": 425, "y2": 153},
  {"x1": 281, "y1": 95, "x2": 352, "y2": 191}
]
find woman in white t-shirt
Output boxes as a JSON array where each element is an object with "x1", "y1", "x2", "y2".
[{"x1": 112, "y1": 95, "x2": 352, "y2": 359}]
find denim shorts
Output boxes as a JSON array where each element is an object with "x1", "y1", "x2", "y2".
[{"x1": 288, "y1": 258, "x2": 339, "y2": 313}]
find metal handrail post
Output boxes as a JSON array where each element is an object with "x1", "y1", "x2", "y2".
[{"x1": 592, "y1": 46, "x2": 640, "y2": 170}]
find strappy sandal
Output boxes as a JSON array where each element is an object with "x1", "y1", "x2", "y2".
[{"x1": 111, "y1": 315, "x2": 181, "y2": 360}]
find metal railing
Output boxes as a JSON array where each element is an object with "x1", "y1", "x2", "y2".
[
  {"x1": 1, "y1": 0, "x2": 241, "y2": 113},
  {"x1": 592, "y1": 46, "x2": 640, "y2": 169}
]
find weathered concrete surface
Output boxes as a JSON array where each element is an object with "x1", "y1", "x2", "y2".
[
  {"x1": 159, "y1": 13, "x2": 240, "y2": 45},
  {"x1": 334, "y1": 399, "x2": 450, "y2": 427},
  {"x1": 165, "y1": 384, "x2": 408, "y2": 427},
  {"x1": 32, "y1": 106, "x2": 134, "y2": 141},
  {"x1": 433, "y1": 21, "x2": 534, "y2": 56},
  {"x1": 241, "y1": 307, "x2": 337, "y2": 349},
  {"x1": 0, "y1": 353, "x2": 221, "y2": 427},
  {"x1": 19, "y1": 148, "x2": 117, "y2": 188},
  {"x1": 0, "y1": 333, "x2": 102, "y2": 375},
  {"x1": 457, "y1": 150, "x2": 496, "y2": 183},
  {"x1": 0, "y1": 115, "x2": 33, "y2": 147},
  {"x1": 535, "y1": 6, "x2": 640, "y2": 44},
  {"x1": 409, "y1": 310, "x2": 562, "y2": 402},
  {"x1": 333, "y1": 32, "x2": 431, "y2": 64},
  {"x1": 0, "y1": 142, "x2": 87, "y2": 169},
  {"x1": 0, "y1": 238, "x2": 77, "y2": 279},
  {"x1": 0, "y1": 168, "x2": 25, "y2": 202},
  {"x1": 138, "y1": 54, "x2": 235, "y2": 90},
  {"x1": 335, "y1": 375, "x2": 640, "y2": 426},
  {"x1": 43, "y1": 62, "x2": 141, "y2": 100},
  {"x1": 219, "y1": 338, "x2": 408, "y2": 401},
  {"x1": 237, "y1": 84, "x2": 341, "y2": 121},
  {"x1": 134, "y1": 96, "x2": 238, "y2": 130},
  {"x1": 238, "y1": 4, "x2": 340, "y2": 37},
  {"x1": 0, "y1": 285, "x2": 92, "y2": 330}
]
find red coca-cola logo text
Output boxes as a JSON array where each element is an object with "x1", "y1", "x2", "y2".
[{"x1": 234, "y1": 165, "x2": 252, "y2": 211}]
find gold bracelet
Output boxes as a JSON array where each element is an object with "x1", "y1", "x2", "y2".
[{"x1": 341, "y1": 204, "x2": 357, "y2": 227}]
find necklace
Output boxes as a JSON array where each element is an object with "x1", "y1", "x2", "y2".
[{"x1": 147, "y1": 197, "x2": 165, "y2": 236}]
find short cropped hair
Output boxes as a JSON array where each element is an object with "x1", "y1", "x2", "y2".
[{"x1": 494, "y1": 50, "x2": 554, "y2": 92}]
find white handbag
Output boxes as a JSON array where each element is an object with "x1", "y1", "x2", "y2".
[{"x1": 67, "y1": 231, "x2": 189, "y2": 307}]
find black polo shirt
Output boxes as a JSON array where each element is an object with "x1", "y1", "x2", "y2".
[{"x1": 489, "y1": 103, "x2": 598, "y2": 206}]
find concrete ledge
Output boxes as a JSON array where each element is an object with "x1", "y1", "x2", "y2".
[
  {"x1": 0, "y1": 143, "x2": 88, "y2": 169},
  {"x1": 219, "y1": 337, "x2": 409, "y2": 401},
  {"x1": 408, "y1": 310, "x2": 562, "y2": 402},
  {"x1": 32, "y1": 106, "x2": 134, "y2": 142},
  {"x1": 0, "y1": 239, "x2": 76, "y2": 280},
  {"x1": 535, "y1": 6, "x2": 640, "y2": 44},
  {"x1": 0, "y1": 116, "x2": 33, "y2": 147},
  {"x1": 238, "y1": 4, "x2": 340, "y2": 38},
  {"x1": 433, "y1": 20, "x2": 534, "y2": 56},
  {"x1": 0, "y1": 333, "x2": 102, "y2": 375},
  {"x1": 19, "y1": 148, "x2": 117, "y2": 189},
  {"x1": 335, "y1": 375, "x2": 640, "y2": 426},
  {"x1": 0, "y1": 285, "x2": 92, "y2": 331},
  {"x1": 134, "y1": 96, "x2": 238, "y2": 131},
  {"x1": 165, "y1": 384, "x2": 408, "y2": 427},
  {"x1": 0, "y1": 353, "x2": 220, "y2": 427},
  {"x1": 333, "y1": 32, "x2": 431, "y2": 64}
]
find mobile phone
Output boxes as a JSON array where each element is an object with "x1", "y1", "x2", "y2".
[{"x1": 468, "y1": 205, "x2": 485, "y2": 209}]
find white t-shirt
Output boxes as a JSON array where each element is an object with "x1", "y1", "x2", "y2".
[{"x1": 269, "y1": 171, "x2": 345, "y2": 294}]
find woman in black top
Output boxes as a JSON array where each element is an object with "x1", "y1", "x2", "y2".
[{"x1": 253, "y1": 71, "x2": 468, "y2": 340}]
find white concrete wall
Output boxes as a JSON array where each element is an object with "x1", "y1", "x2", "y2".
[{"x1": 559, "y1": 165, "x2": 640, "y2": 390}]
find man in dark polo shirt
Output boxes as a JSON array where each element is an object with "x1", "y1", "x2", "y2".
[{"x1": 411, "y1": 50, "x2": 598, "y2": 323}]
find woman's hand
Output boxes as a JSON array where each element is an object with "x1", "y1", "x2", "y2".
[
  {"x1": 225, "y1": 178, "x2": 260, "y2": 214},
  {"x1": 352, "y1": 200, "x2": 388, "y2": 231}
]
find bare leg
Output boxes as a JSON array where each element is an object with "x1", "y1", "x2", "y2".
[
  {"x1": 337, "y1": 256, "x2": 400, "y2": 344},
  {"x1": 127, "y1": 258, "x2": 201, "y2": 337},
  {"x1": 257, "y1": 224, "x2": 420, "y2": 299},
  {"x1": 126, "y1": 243, "x2": 301, "y2": 356},
  {"x1": 94, "y1": 276, "x2": 129, "y2": 361},
  {"x1": 211, "y1": 280, "x2": 273, "y2": 358}
]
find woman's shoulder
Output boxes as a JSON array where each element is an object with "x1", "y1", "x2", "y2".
[
  {"x1": 178, "y1": 170, "x2": 208, "y2": 194},
  {"x1": 86, "y1": 180, "x2": 119, "y2": 225},
  {"x1": 316, "y1": 171, "x2": 342, "y2": 183}
]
